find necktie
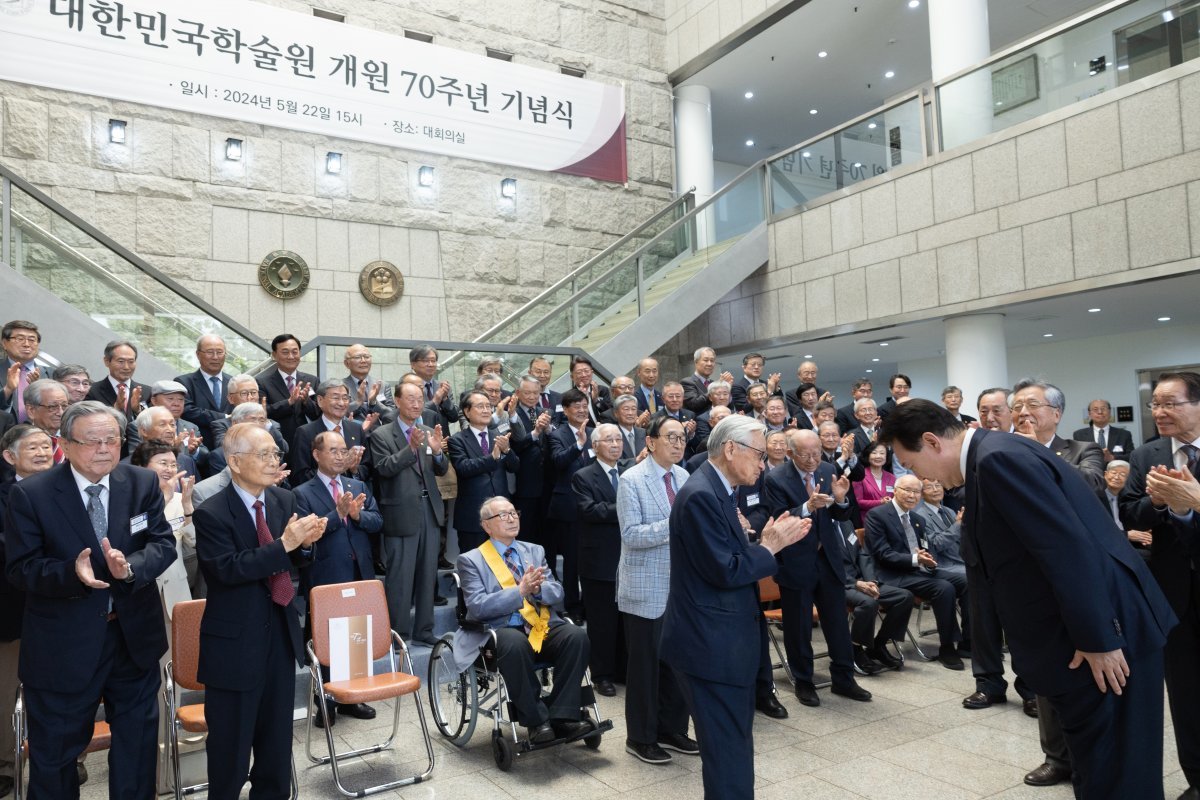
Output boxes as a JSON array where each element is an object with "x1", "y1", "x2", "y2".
[
  {"x1": 663, "y1": 472, "x2": 676, "y2": 506},
  {"x1": 503, "y1": 547, "x2": 523, "y2": 582},
  {"x1": 253, "y1": 500, "x2": 295, "y2": 606},
  {"x1": 1097, "y1": 428, "x2": 1106, "y2": 450},
  {"x1": 330, "y1": 477, "x2": 341, "y2": 503},
  {"x1": 805, "y1": 471, "x2": 817, "y2": 498},
  {"x1": 1109, "y1": 493, "x2": 1121, "y2": 527},
  {"x1": 541, "y1": 392, "x2": 549, "y2": 410},
  {"x1": 648, "y1": 391, "x2": 656, "y2": 413},
  {"x1": 1182, "y1": 443, "x2": 1199, "y2": 476},
  {"x1": 333, "y1": 423, "x2": 343, "y2": 438},
  {"x1": 703, "y1": 378, "x2": 710, "y2": 388},
  {"x1": 901, "y1": 512, "x2": 919, "y2": 552},
  {"x1": 624, "y1": 430, "x2": 634, "y2": 454},
  {"x1": 358, "y1": 378, "x2": 367, "y2": 401},
  {"x1": 479, "y1": 431, "x2": 489, "y2": 452},
  {"x1": 15, "y1": 365, "x2": 29, "y2": 423},
  {"x1": 51, "y1": 435, "x2": 64, "y2": 464},
  {"x1": 609, "y1": 467, "x2": 619, "y2": 493},
  {"x1": 426, "y1": 382, "x2": 435, "y2": 400},
  {"x1": 84, "y1": 484, "x2": 107, "y2": 543},
  {"x1": 120, "y1": 382, "x2": 130, "y2": 411},
  {"x1": 210, "y1": 375, "x2": 222, "y2": 406},
  {"x1": 285, "y1": 375, "x2": 295, "y2": 393}
]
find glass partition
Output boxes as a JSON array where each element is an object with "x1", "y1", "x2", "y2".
[{"x1": 937, "y1": 0, "x2": 1184, "y2": 151}]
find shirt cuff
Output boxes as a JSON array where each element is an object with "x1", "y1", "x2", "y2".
[
  {"x1": 1169, "y1": 509, "x2": 1195, "y2": 523},
  {"x1": 911, "y1": 553, "x2": 918, "y2": 567}
]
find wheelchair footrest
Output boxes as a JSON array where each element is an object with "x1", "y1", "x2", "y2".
[{"x1": 516, "y1": 718, "x2": 612, "y2": 754}]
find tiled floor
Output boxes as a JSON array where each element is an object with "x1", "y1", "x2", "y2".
[{"x1": 71, "y1": 628, "x2": 1188, "y2": 799}]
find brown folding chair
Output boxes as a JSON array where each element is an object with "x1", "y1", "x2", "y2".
[
  {"x1": 757, "y1": 575, "x2": 832, "y2": 689},
  {"x1": 305, "y1": 580, "x2": 435, "y2": 797},
  {"x1": 12, "y1": 689, "x2": 110, "y2": 800},
  {"x1": 855, "y1": 527, "x2": 930, "y2": 661}
]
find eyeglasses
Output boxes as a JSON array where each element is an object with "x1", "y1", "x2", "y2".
[
  {"x1": 894, "y1": 486, "x2": 923, "y2": 496},
  {"x1": 597, "y1": 436, "x2": 623, "y2": 443},
  {"x1": 33, "y1": 403, "x2": 70, "y2": 412},
  {"x1": 229, "y1": 388, "x2": 259, "y2": 397},
  {"x1": 324, "y1": 447, "x2": 351, "y2": 456},
  {"x1": 346, "y1": 354, "x2": 372, "y2": 361},
  {"x1": 483, "y1": 510, "x2": 521, "y2": 522},
  {"x1": 1148, "y1": 400, "x2": 1200, "y2": 412},
  {"x1": 6, "y1": 334, "x2": 38, "y2": 344},
  {"x1": 108, "y1": 358, "x2": 137, "y2": 366},
  {"x1": 197, "y1": 349, "x2": 226, "y2": 357},
  {"x1": 61, "y1": 378, "x2": 91, "y2": 388},
  {"x1": 322, "y1": 394, "x2": 351, "y2": 403},
  {"x1": 1010, "y1": 401, "x2": 1055, "y2": 412},
  {"x1": 414, "y1": 357, "x2": 438, "y2": 364},
  {"x1": 68, "y1": 436, "x2": 121, "y2": 449},
  {"x1": 732, "y1": 440, "x2": 767, "y2": 461},
  {"x1": 235, "y1": 449, "x2": 283, "y2": 463}
]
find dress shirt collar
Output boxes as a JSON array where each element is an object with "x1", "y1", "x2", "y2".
[
  {"x1": 277, "y1": 368, "x2": 297, "y2": 383},
  {"x1": 107, "y1": 376, "x2": 128, "y2": 393},
  {"x1": 469, "y1": 424, "x2": 489, "y2": 437},
  {"x1": 70, "y1": 467, "x2": 110, "y2": 496},
  {"x1": 958, "y1": 426, "x2": 977, "y2": 484},
  {"x1": 710, "y1": 462, "x2": 735, "y2": 497},
  {"x1": 322, "y1": 416, "x2": 343, "y2": 430},
  {"x1": 1171, "y1": 435, "x2": 1200, "y2": 467},
  {"x1": 230, "y1": 480, "x2": 265, "y2": 519},
  {"x1": 317, "y1": 469, "x2": 340, "y2": 489},
  {"x1": 200, "y1": 369, "x2": 222, "y2": 381},
  {"x1": 891, "y1": 497, "x2": 908, "y2": 517}
]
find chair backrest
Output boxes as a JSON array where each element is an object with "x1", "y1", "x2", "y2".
[
  {"x1": 854, "y1": 527, "x2": 865, "y2": 547},
  {"x1": 170, "y1": 599, "x2": 206, "y2": 691},
  {"x1": 310, "y1": 580, "x2": 393, "y2": 666},
  {"x1": 757, "y1": 575, "x2": 781, "y2": 603}
]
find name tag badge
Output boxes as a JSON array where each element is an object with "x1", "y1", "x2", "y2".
[
  {"x1": 1112, "y1": 445, "x2": 1124, "y2": 453},
  {"x1": 586, "y1": 448, "x2": 595, "y2": 459},
  {"x1": 130, "y1": 513, "x2": 149, "y2": 534},
  {"x1": 745, "y1": 492, "x2": 760, "y2": 507},
  {"x1": 426, "y1": 446, "x2": 434, "y2": 455},
  {"x1": 496, "y1": 422, "x2": 511, "y2": 435},
  {"x1": 555, "y1": 404, "x2": 563, "y2": 413}
]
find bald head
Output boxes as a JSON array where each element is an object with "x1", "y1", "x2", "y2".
[{"x1": 786, "y1": 428, "x2": 822, "y2": 471}]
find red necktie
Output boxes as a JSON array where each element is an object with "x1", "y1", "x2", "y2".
[
  {"x1": 286, "y1": 375, "x2": 295, "y2": 393},
  {"x1": 663, "y1": 472, "x2": 676, "y2": 506},
  {"x1": 51, "y1": 435, "x2": 64, "y2": 464},
  {"x1": 253, "y1": 500, "x2": 295, "y2": 607}
]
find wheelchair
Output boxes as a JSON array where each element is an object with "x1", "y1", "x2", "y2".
[{"x1": 425, "y1": 578, "x2": 613, "y2": 770}]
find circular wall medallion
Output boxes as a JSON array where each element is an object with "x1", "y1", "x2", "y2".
[
  {"x1": 258, "y1": 250, "x2": 310, "y2": 300},
  {"x1": 359, "y1": 260, "x2": 405, "y2": 307}
]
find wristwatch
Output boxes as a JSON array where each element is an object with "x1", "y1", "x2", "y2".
[{"x1": 123, "y1": 563, "x2": 135, "y2": 583}]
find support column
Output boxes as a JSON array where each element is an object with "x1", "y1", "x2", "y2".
[
  {"x1": 928, "y1": 0, "x2": 993, "y2": 148},
  {"x1": 945, "y1": 314, "x2": 1007, "y2": 418},
  {"x1": 673, "y1": 84, "x2": 715, "y2": 247}
]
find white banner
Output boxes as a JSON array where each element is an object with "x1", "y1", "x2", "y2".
[{"x1": 0, "y1": 0, "x2": 628, "y2": 182}]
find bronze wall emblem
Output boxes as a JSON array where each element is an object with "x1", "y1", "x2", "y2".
[
  {"x1": 359, "y1": 260, "x2": 404, "y2": 306},
  {"x1": 258, "y1": 250, "x2": 310, "y2": 300}
]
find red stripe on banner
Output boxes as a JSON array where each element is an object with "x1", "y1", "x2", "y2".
[{"x1": 555, "y1": 116, "x2": 627, "y2": 184}]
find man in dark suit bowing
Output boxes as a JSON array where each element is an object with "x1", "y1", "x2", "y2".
[
  {"x1": 194, "y1": 422, "x2": 325, "y2": 800},
  {"x1": 369, "y1": 382, "x2": 447, "y2": 646},
  {"x1": 571, "y1": 424, "x2": 630, "y2": 698},
  {"x1": 763, "y1": 429, "x2": 870, "y2": 706},
  {"x1": 177, "y1": 334, "x2": 233, "y2": 449},
  {"x1": 1121, "y1": 371, "x2": 1200, "y2": 800},
  {"x1": 5, "y1": 401, "x2": 177, "y2": 798},
  {"x1": 661, "y1": 416, "x2": 809, "y2": 800},
  {"x1": 449, "y1": 390, "x2": 521, "y2": 554},
  {"x1": 1073, "y1": 398, "x2": 1136, "y2": 462},
  {"x1": 295, "y1": 429, "x2": 382, "y2": 724},
  {"x1": 256, "y1": 333, "x2": 320, "y2": 450},
  {"x1": 881, "y1": 400, "x2": 1176, "y2": 799}
]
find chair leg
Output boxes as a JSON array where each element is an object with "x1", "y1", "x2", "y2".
[
  {"x1": 765, "y1": 623, "x2": 795, "y2": 687},
  {"x1": 13, "y1": 688, "x2": 24, "y2": 800}
]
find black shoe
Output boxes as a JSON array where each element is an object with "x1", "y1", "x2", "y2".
[
  {"x1": 529, "y1": 721, "x2": 556, "y2": 745},
  {"x1": 1177, "y1": 788, "x2": 1199, "y2": 800},
  {"x1": 337, "y1": 702, "x2": 376, "y2": 720},
  {"x1": 1023, "y1": 762, "x2": 1071, "y2": 787},
  {"x1": 626, "y1": 740, "x2": 672, "y2": 764},
  {"x1": 831, "y1": 681, "x2": 872, "y2": 702},
  {"x1": 937, "y1": 645, "x2": 965, "y2": 670},
  {"x1": 551, "y1": 718, "x2": 588, "y2": 738},
  {"x1": 962, "y1": 691, "x2": 1007, "y2": 709},
  {"x1": 795, "y1": 681, "x2": 820, "y2": 707},
  {"x1": 1022, "y1": 698, "x2": 1039, "y2": 718},
  {"x1": 77, "y1": 762, "x2": 87, "y2": 785},
  {"x1": 755, "y1": 693, "x2": 788, "y2": 719},
  {"x1": 434, "y1": 594, "x2": 448, "y2": 606},
  {"x1": 868, "y1": 645, "x2": 903, "y2": 670},
  {"x1": 312, "y1": 695, "x2": 337, "y2": 728},
  {"x1": 0, "y1": 776, "x2": 12, "y2": 797},
  {"x1": 373, "y1": 559, "x2": 387, "y2": 576},
  {"x1": 657, "y1": 732, "x2": 699, "y2": 755},
  {"x1": 438, "y1": 557, "x2": 454, "y2": 570},
  {"x1": 594, "y1": 678, "x2": 616, "y2": 697},
  {"x1": 853, "y1": 646, "x2": 884, "y2": 675}
]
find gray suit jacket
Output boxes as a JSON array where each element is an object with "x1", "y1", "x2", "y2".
[
  {"x1": 368, "y1": 419, "x2": 447, "y2": 536},
  {"x1": 615, "y1": 458, "x2": 689, "y2": 619},
  {"x1": 450, "y1": 539, "x2": 565, "y2": 671}
]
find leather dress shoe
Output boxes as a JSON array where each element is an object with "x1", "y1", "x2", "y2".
[
  {"x1": 626, "y1": 740, "x2": 672, "y2": 764},
  {"x1": 551, "y1": 718, "x2": 589, "y2": 738},
  {"x1": 795, "y1": 681, "x2": 820, "y2": 707},
  {"x1": 529, "y1": 721, "x2": 556, "y2": 745},
  {"x1": 438, "y1": 557, "x2": 454, "y2": 570},
  {"x1": 433, "y1": 594, "x2": 448, "y2": 606},
  {"x1": 658, "y1": 732, "x2": 699, "y2": 754},
  {"x1": 337, "y1": 702, "x2": 376, "y2": 720},
  {"x1": 1178, "y1": 787, "x2": 1199, "y2": 799},
  {"x1": 755, "y1": 693, "x2": 788, "y2": 719},
  {"x1": 962, "y1": 691, "x2": 1007, "y2": 709},
  {"x1": 594, "y1": 678, "x2": 616, "y2": 697},
  {"x1": 77, "y1": 762, "x2": 88, "y2": 785},
  {"x1": 831, "y1": 681, "x2": 872, "y2": 702},
  {"x1": 1024, "y1": 762, "x2": 1072, "y2": 787},
  {"x1": 1023, "y1": 698, "x2": 1039, "y2": 718},
  {"x1": 869, "y1": 645, "x2": 903, "y2": 670},
  {"x1": 313, "y1": 695, "x2": 337, "y2": 728},
  {"x1": 373, "y1": 559, "x2": 387, "y2": 576},
  {"x1": 937, "y1": 645, "x2": 965, "y2": 671},
  {"x1": 853, "y1": 646, "x2": 884, "y2": 675}
]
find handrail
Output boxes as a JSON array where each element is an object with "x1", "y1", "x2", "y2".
[
  {"x1": 508, "y1": 160, "x2": 768, "y2": 344},
  {"x1": 768, "y1": 90, "x2": 924, "y2": 164},
  {"x1": 469, "y1": 187, "x2": 696, "y2": 343},
  {"x1": 931, "y1": 0, "x2": 1134, "y2": 88},
  {"x1": 0, "y1": 160, "x2": 271, "y2": 353}
]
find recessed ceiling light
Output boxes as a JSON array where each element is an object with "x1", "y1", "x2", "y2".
[
  {"x1": 868, "y1": 122, "x2": 877, "y2": 129},
  {"x1": 908, "y1": 0, "x2": 920, "y2": 7},
  {"x1": 872, "y1": 358, "x2": 880, "y2": 362},
  {"x1": 804, "y1": 354, "x2": 813, "y2": 358},
  {"x1": 1043, "y1": 333, "x2": 1054, "y2": 338},
  {"x1": 802, "y1": 151, "x2": 811, "y2": 157},
  {"x1": 1088, "y1": 307, "x2": 1101, "y2": 313},
  {"x1": 853, "y1": 162, "x2": 862, "y2": 168},
  {"x1": 865, "y1": 369, "x2": 873, "y2": 373},
  {"x1": 744, "y1": 91, "x2": 754, "y2": 99},
  {"x1": 745, "y1": 139, "x2": 754, "y2": 147},
  {"x1": 884, "y1": 70, "x2": 895, "y2": 78},
  {"x1": 818, "y1": 51, "x2": 828, "y2": 58},
  {"x1": 879, "y1": 342, "x2": 889, "y2": 347},
  {"x1": 809, "y1": 109, "x2": 818, "y2": 115},
  {"x1": 1158, "y1": 316, "x2": 1172, "y2": 322}
]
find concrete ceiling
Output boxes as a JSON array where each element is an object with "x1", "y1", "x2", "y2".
[{"x1": 683, "y1": 0, "x2": 1104, "y2": 165}]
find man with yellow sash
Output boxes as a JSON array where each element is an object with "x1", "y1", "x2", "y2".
[{"x1": 452, "y1": 496, "x2": 592, "y2": 744}]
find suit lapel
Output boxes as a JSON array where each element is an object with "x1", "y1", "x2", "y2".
[
  {"x1": 307, "y1": 477, "x2": 337, "y2": 515},
  {"x1": 105, "y1": 467, "x2": 131, "y2": 549},
  {"x1": 223, "y1": 483, "x2": 260, "y2": 549}
]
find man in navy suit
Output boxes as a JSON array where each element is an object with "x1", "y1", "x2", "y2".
[
  {"x1": 84, "y1": 340, "x2": 152, "y2": 421},
  {"x1": 1121, "y1": 372, "x2": 1200, "y2": 800},
  {"x1": 763, "y1": 429, "x2": 870, "y2": 706},
  {"x1": 256, "y1": 333, "x2": 320, "y2": 450},
  {"x1": 729, "y1": 352, "x2": 782, "y2": 413},
  {"x1": 882, "y1": 400, "x2": 1176, "y2": 798},
  {"x1": 634, "y1": 357, "x2": 663, "y2": 415},
  {"x1": 662, "y1": 416, "x2": 809, "y2": 800},
  {"x1": 177, "y1": 334, "x2": 234, "y2": 449},
  {"x1": 295, "y1": 430, "x2": 381, "y2": 724},
  {"x1": 1073, "y1": 398, "x2": 1136, "y2": 462},
  {"x1": 194, "y1": 422, "x2": 325, "y2": 800},
  {"x1": 528, "y1": 357, "x2": 562, "y2": 416},
  {"x1": 680, "y1": 347, "x2": 734, "y2": 416},
  {"x1": 1, "y1": 320, "x2": 42, "y2": 422},
  {"x1": 5, "y1": 402, "x2": 177, "y2": 798},
  {"x1": 448, "y1": 390, "x2": 520, "y2": 553},
  {"x1": 546, "y1": 389, "x2": 595, "y2": 618},
  {"x1": 511, "y1": 374, "x2": 552, "y2": 549},
  {"x1": 410, "y1": 345, "x2": 460, "y2": 429},
  {"x1": 288, "y1": 380, "x2": 370, "y2": 484}
]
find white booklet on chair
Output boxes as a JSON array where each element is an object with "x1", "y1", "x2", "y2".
[{"x1": 329, "y1": 615, "x2": 373, "y2": 682}]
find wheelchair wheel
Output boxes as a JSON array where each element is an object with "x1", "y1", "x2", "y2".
[
  {"x1": 427, "y1": 638, "x2": 478, "y2": 746},
  {"x1": 492, "y1": 730, "x2": 514, "y2": 771},
  {"x1": 584, "y1": 730, "x2": 602, "y2": 750}
]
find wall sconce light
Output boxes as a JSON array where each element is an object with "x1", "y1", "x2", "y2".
[
  {"x1": 500, "y1": 178, "x2": 517, "y2": 199},
  {"x1": 225, "y1": 138, "x2": 243, "y2": 160},
  {"x1": 418, "y1": 165, "x2": 435, "y2": 187},
  {"x1": 325, "y1": 152, "x2": 342, "y2": 174},
  {"x1": 108, "y1": 119, "x2": 127, "y2": 144}
]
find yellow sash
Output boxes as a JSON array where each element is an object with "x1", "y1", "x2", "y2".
[{"x1": 479, "y1": 543, "x2": 551, "y2": 652}]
